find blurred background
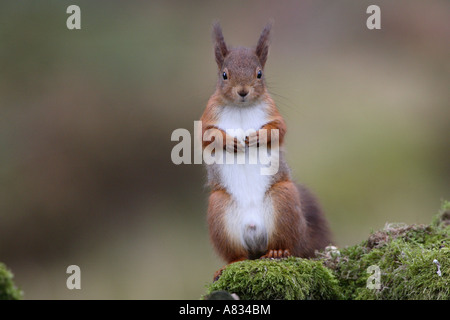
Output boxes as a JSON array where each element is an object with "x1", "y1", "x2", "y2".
[{"x1": 0, "y1": 0, "x2": 449, "y2": 299}]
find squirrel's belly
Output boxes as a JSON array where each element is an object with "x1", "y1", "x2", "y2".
[
  {"x1": 214, "y1": 103, "x2": 274, "y2": 256},
  {"x1": 217, "y1": 160, "x2": 275, "y2": 257}
]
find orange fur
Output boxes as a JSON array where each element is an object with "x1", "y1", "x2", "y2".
[{"x1": 207, "y1": 189, "x2": 248, "y2": 262}]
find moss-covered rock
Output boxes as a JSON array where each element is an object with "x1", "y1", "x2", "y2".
[
  {"x1": 205, "y1": 201, "x2": 449, "y2": 300},
  {"x1": 0, "y1": 263, "x2": 22, "y2": 300}
]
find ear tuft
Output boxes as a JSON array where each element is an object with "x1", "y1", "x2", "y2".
[
  {"x1": 256, "y1": 21, "x2": 273, "y2": 68},
  {"x1": 212, "y1": 22, "x2": 228, "y2": 68}
]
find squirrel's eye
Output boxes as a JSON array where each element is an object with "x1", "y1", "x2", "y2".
[
  {"x1": 222, "y1": 72, "x2": 228, "y2": 80},
  {"x1": 257, "y1": 70, "x2": 262, "y2": 79}
]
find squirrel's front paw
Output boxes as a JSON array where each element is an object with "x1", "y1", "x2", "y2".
[
  {"x1": 245, "y1": 133, "x2": 259, "y2": 148},
  {"x1": 225, "y1": 137, "x2": 245, "y2": 153}
]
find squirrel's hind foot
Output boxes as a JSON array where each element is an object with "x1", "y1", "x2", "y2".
[{"x1": 260, "y1": 249, "x2": 291, "y2": 259}]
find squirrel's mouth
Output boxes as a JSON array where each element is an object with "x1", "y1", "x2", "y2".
[
  {"x1": 237, "y1": 93, "x2": 251, "y2": 103},
  {"x1": 234, "y1": 87, "x2": 253, "y2": 104},
  {"x1": 235, "y1": 94, "x2": 260, "y2": 107}
]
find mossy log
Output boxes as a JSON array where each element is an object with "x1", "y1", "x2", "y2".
[{"x1": 205, "y1": 201, "x2": 450, "y2": 300}]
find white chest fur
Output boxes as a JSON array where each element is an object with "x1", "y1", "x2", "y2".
[
  {"x1": 217, "y1": 103, "x2": 268, "y2": 143},
  {"x1": 215, "y1": 103, "x2": 275, "y2": 255}
]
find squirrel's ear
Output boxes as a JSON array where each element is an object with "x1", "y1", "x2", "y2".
[
  {"x1": 256, "y1": 21, "x2": 273, "y2": 68},
  {"x1": 212, "y1": 22, "x2": 228, "y2": 68}
]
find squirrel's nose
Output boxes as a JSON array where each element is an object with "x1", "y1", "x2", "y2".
[{"x1": 238, "y1": 90, "x2": 249, "y2": 98}]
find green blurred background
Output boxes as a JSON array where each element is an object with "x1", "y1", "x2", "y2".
[{"x1": 0, "y1": 0, "x2": 449, "y2": 299}]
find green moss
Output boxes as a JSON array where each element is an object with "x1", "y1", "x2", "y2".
[
  {"x1": 0, "y1": 263, "x2": 22, "y2": 300},
  {"x1": 204, "y1": 201, "x2": 449, "y2": 300},
  {"x1": 325, "y1": 201, "x2": 449, "y2": 300},
  {"x1": 205, "y1": 257, "x2": 342, "y2": 300},
  {"x1": 334, "y1": 237, "x2": 449, "y2": 300}
]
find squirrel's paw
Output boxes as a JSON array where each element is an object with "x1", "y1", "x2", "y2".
[
  {"x1": 245, "y1": 133, "x2": 259, "y2": 148},
  {"x1": 225, "y1": 137, "x2": 245, "y2": 153},
  {"x1": 260, "y1": 249, "x2": 291, "y2": 259}
]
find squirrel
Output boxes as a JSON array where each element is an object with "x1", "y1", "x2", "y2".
[{"x1": 200, "y1": 22, "x2": 331, "y2": 279}]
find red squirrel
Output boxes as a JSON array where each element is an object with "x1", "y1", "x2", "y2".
[{"x1": 200, "y1": 22, "x2": 331, "y2": 278}]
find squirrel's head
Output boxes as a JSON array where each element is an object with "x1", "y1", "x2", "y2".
[{"x1": 213, "y1": 22, "x2": 272, "y2": 106}]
